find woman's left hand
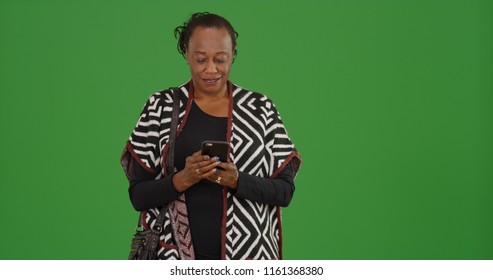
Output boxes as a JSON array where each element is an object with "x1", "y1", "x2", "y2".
[{"x1": 207, "y1": 161, "x2": 239, "y2": 189}]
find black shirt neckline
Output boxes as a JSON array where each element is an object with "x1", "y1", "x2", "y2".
[{"x1": 192, "y1": 100, "x2": 228, "y2": 120}]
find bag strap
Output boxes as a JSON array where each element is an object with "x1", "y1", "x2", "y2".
[
  {"x1": 166, "y1": 87, "x2": 180, "y2": 176},
  {"x1": 154, "y1": 87, "x2": 181, "y2": 229},
  {"x1": 140, "y1": 87, "x2": 181, "y2": 231}
]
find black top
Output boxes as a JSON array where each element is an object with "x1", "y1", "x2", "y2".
[
  {"x1": 175, "y1": 101, "x2": 227, "y2": 259},
  {"x1": 128, "y1": 101, "x2": 296, "y2": 259}
]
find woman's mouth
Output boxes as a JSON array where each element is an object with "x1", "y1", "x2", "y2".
[{"x1": 203, "y1": 78, "x2": 220, "y2": 85}]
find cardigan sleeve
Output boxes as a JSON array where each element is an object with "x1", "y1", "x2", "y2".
[
  {"x1": 127, "y1": 157, "x2": 181, "y2": 211},
  {"x1": 129, "y1": 157, "x2": 295, "y2": 210},
  {"x1": 233, "y1": 162, "x2": 295, "y2": 207}
]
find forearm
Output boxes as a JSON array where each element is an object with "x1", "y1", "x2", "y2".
[
  {"x1": 129, "y1": 175, "x2": 181, "y2": 211},
  {"x1": 234, "y1": 165, "x2": 295, "y2": 207},
  {"x1": 127, "y1": 157, "x2": 181, "y2": 211}
]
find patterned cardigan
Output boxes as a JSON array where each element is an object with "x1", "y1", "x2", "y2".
[{"x1": 121, "y1": 81, "x2": 301, "y2": 259}]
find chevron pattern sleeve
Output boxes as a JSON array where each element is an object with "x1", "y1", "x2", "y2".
[
  {"x1": 121, "y1": 91, "x2": 173, "y2": 179},
  {"x1": 263, "y1": 96, "x2": 302, "y2": 179}
]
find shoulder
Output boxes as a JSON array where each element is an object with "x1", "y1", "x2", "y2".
[
  {"x1": 143, "y1": 82, "x2": 190, "y2": 110},
  {"x1": 232, "y1": 83, "x2": 278, "y2": 112}
]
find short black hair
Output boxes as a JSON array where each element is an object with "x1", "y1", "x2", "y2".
[{"x1": 174, "y1": 12, "x2": 238, "y2": 61}]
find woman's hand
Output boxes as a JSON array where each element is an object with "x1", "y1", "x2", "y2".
[
  {"x1": 207, "y1": 161, "x2": 239, "y2": 189},
  {"x1": 172, "y1": 150, "x2": 221, "y2": 192}
]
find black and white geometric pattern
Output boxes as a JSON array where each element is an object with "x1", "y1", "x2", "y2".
[
  {"x1": 225, "y1": 88, "x2": 298, "y2": 259},
  {"x1": 121, "y1": 81, "x2": 301, "y2": 260}
]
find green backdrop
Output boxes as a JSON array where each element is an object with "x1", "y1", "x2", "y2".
[{"x1": 0, "y1": 0, "x2": 492, "y2": 260}]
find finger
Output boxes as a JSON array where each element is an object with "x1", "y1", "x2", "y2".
[
  {"x1": 186, "y1": 155, "x2": 204, "y2": 165},
  {"x1": 215, "y1": 164, "x2": 238, "y2": 183},
  {"x1": 207, "y1": 168, "x2": 232, "y2": 180},
  {"x1": 195, "y1": 160, "x2": 221, "y2": 174},
  {"x1": 208, "y1": 168, "x2": 225, "y2": 178},
  {"x1": 192, "y1": 150, "x2": 207, "y2": 161},
  {"x1": 200, "y1": 166, "x2": 218, "y2": 178},
  {"x1": 188, "y1": 152, "x2": 210, "y2": 165},
  {"x1": 217, "y1": 162, "x2": 235, "y2": 171},
  {"x1": 205, "y1": 174, "x2": 222, "y2": 184},
  {"x1": 192, "y1": 156, "x2": 220, "y2": 170}
]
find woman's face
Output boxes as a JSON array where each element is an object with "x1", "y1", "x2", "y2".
[{"x1": 186, "y1": 26, "x2": 233, "y2": 96}]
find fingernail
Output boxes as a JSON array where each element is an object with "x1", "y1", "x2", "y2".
[
  {"x1": 212, "y1": 168, "x2": 217, "y2": 172},
  {"x1": 216, "y1": 161, "x2": 221, "y2": 165},
  {"x1": 204, "y1": 155, "x2": 210, "y2": 160}
]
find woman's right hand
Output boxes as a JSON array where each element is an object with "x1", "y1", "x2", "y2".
[{"x1": 172, "y1": 150, "x2": 221, "y2": 192}]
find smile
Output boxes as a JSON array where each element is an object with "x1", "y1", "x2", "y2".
[{"x1": 203, "y1": 78, "x2": 220, "y2": 85}]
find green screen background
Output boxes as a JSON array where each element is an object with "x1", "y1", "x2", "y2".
[{"x1": 1, "y1": 0, "x2": 492, "y2": 260}]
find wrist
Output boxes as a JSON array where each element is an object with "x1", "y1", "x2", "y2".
[
  {"x1": 227, "y1": 173, "x2": 239, "y2": 189},
  {"x1": 172, "y1": 171, "x2": 191, "y2": 192},
  {"x1": 227, "y1": 181, "x2": 238, "y2": 189}
]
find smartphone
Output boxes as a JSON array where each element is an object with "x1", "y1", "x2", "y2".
[{"x1": 201, "y1": 140, "x2": 229, "y2": 162}]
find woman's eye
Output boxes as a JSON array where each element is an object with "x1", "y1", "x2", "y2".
[
  {"x1": 196, "y1": 59, "x2": 206, "y2": 64},
  {"x1": 215, "y1": 58, "x2": 226, "y2": 63}
]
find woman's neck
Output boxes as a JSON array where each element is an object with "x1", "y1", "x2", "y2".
[{"x1": 193, "y1": 84, "x2": 228, "y2": 101}]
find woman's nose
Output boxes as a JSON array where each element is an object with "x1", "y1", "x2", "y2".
[{"x1": 205, "y1": 60, "x2": 217, "y2": 73}]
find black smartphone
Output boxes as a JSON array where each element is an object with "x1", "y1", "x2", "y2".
[{"x1": 201, "y1": 140, "x2": 229, "y2": 162}]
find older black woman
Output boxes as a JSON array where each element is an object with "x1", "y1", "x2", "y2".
[{"x1": 121, "y1": 12, "x2": 301, "y2": 260}]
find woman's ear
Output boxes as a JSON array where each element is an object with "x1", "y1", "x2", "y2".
[{"x1": 232, "y1": 48, "x2": 237, "y2": 64}]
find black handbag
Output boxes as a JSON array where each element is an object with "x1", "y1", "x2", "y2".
[{"x1": 128, "y1": 88, "x2": 180, "y2": 260}]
